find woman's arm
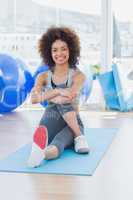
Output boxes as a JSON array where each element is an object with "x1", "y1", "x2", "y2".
[
  {"x1": 49, "y1": 70, "x2": 86, "y2": 104},
  {"x1": 49, "y1": 95, "x2": 74, "y2": 104},
  {"x1": 31, "y1": 72, "x2": 60, "y2": 104},
  {"x1": 70, "y1": 69, "x2": 86, "y2": 95},
  {"x1": 31, "y1": 69, "x2": 86, "y2": 104}
]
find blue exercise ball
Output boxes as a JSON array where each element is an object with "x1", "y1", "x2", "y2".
[
  {"x1": 15, "y1": 58, "x2": 34, "y2": 93},
  {"x1": 78, "y1": 64, "x2": 93, "y2": 103},
  {"x1": 80, "y1": 77, "x2": 93, "y2": 103},
  {"x1": 0, "y1": 54, "x2": 34, "y2": 114}
]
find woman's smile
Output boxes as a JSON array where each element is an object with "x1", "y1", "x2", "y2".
[{"x1": 51, "y1": 39, "x2": 69, "y2": 66}]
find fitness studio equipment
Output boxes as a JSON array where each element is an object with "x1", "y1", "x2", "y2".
[
  {"x1": 98, "y1": 63, "x2": 133, "y2": 111},
  {"x1": 0, "y1": 54, "x2": 34, "y2": 114}
]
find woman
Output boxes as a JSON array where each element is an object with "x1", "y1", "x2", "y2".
[{"x1": 28, "y1": 26, "x2": 89, "y2": 168}]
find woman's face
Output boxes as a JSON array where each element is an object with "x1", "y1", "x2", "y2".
[{"x1": 51, "y1": 39, "x2": 69, "y2": 66}]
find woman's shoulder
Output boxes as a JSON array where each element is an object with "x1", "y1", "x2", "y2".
[
  {"x1": 37, "y1": 69, "x2": 52, "y2": 79},
  {"x1": 67, "y1": 68, "x2": 85, "y2": 85},
  {"x1": 71, "y1": 67, "x2": 86, "y2": 78},
  {"x1": 35, "y1": 70, "x2": 51, "y2": 86}
]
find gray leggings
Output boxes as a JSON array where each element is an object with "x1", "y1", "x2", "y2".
[{"x1": 39, "y1": 103, "x2": 84, "y2": 156}]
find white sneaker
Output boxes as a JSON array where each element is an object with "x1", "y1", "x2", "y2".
[
  {"x1": 27, "y1": 126, "x2": 48, "y2": 168},
  {"x1": 74, "y1": 135, "x2": 90, "y2": 154},
  {"x1": 27, "y1": 143, "x2": 46, "y2": 168}
]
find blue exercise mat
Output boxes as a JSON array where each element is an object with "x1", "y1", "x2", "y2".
[{"x1": 0, "y1": 128, "x2": 117, "y2": 176}]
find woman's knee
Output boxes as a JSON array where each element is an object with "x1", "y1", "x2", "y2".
[
  {"x1": 56, "y1": 104, "x2": 75, "y2": 116},
  {"x1": 44, "y1": 145, "x2": 59, "y2": 160}
]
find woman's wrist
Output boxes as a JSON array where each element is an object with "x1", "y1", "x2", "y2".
[{"x1": 54, "y1": 88, "x2": 60, "y2": 96}]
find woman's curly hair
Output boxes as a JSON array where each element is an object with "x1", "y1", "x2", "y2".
[{"x1": 38, "y1": 26, "x2": 80, "y2": 70}]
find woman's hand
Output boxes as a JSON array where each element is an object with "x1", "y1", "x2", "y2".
[
  {"x1": 30, "y1": 87, "x2": 61, "y2": 104},
  {"x1": 49, "y1": 95, "x2": 75, "y2": 104},
  {"x1": 49, "y1": 88, "x2": 77, "y2": 104},
  {"x1": 58, "y1": 88, "x2": 77, "y2": 100}
]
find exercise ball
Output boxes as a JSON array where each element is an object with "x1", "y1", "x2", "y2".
[
  {"x1": 0, "y1": 54, "x2": 34, "y2": 114},
  {"x1": 78, "y1": 64, "x2": 93, "y2": 103},
  {"x1": 80, "y1": 77, "x2": 93, "y2": 103}
]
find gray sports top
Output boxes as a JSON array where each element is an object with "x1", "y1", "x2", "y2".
[{"x1": 44, "y1": 68, "x2": 82, "y2": 109}]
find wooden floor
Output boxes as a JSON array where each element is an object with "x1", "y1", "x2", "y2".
[{"x1": 0, "y1": 109, "x2": 133, "y2": 200}]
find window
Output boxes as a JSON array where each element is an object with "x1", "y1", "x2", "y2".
[
  {"x1": 113, "y1": 0, "x2": 133, "y2": 58},
  {"x1": 0, "y1": 0, "x2": 101, "y2": 74},
  {"x1": 0, "y1": 0, "x2": 103, "y2": 108},
  {"x1": 112, "y1": 0, "x2": 133, "y2": 104}
]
